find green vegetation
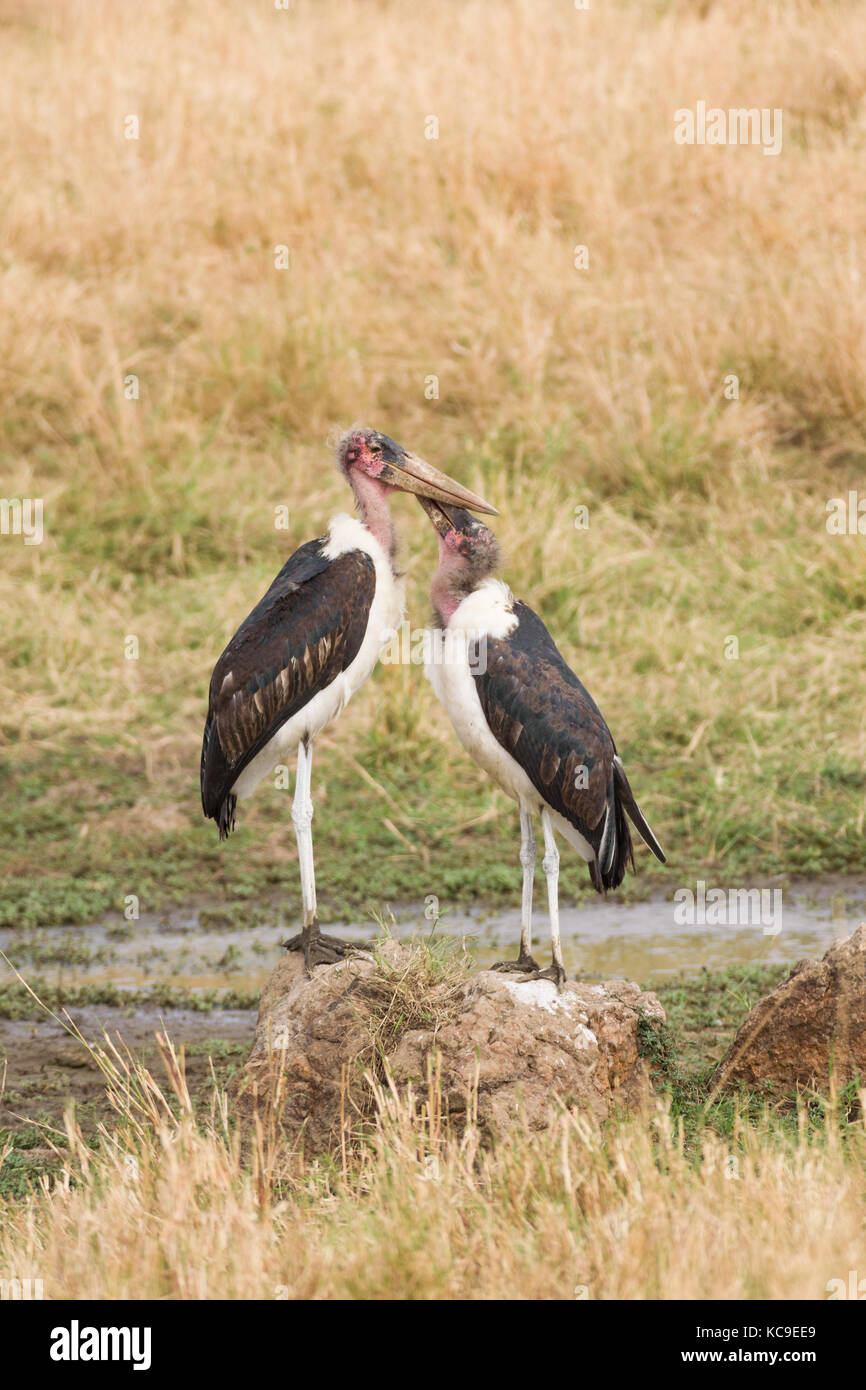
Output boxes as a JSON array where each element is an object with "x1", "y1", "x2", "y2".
[{"x1": 0, "y1": 977, "x2": 260, "y2": 1022}]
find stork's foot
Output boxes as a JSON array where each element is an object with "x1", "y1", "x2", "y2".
[
  {"x1": 283, "y1": 922, "x2": 349, "y2": 972},
  {"x1": 535, "y1": 962, "x2": 568, "y2": 990},
  {"x1": 491, "y1": 951, "x2": 541, "y2": 976}
]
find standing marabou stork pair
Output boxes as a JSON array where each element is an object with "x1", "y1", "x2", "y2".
[{"x1": 201, "y1": 428, "x2": 664, "y2": 981}]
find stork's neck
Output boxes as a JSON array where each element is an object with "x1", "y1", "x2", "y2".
[
  {"x1": 430, "y1": 572, "x2": 460, "y2": 626},
  {"x1": 350, "y1": 471, "x2": 396, "y2": 565},
  {"x1": 430, "y1": 535, "x2": 467, "y2": 626}
]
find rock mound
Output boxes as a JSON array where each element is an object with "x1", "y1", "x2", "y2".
[
  {"x1": 233, "y1": 941, "x2": 665, "y2": 1153},
  {"x1": 713, "y1": 923, "x2": 866, "y2": 1096}
]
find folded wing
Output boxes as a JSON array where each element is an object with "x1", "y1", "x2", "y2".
[
  {"x1": 201, "y1": 539, "x2": 376, "y2": 836},
  {"x1": 473, "y1": 601, "x2": 664, "y2": 889}
]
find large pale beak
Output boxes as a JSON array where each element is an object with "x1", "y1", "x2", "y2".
[
  {"x1": 417, "y1": 495, "x2": 455, "y2": 537},
  {"x1": 380, "y1": 451, "x2": 498, "y2": 515}
]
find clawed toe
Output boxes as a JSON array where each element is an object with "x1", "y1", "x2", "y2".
[
  {"x1": 492, "y1": 955, "x2": 567, "y2": 989},
  {"x1": 491, "y1": 955, "x2": 541, "y2": 976},
  {"x1": 313, "y1": 932, "x2": 350, "y2": 957},
  {"x1": 307, "y1": 939, "x2": 347, "y2": 967},
  {"x1": 284, "y1": 925, "x2": 349, "y2": 971},
  {"x1": 535, "y1": 964, "x2": 567, "y2": 989}
]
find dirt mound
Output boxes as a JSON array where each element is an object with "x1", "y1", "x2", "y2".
[
  {"x1": 232, "y1": 941, "x2": 665, "y2": 1152},
  {"x1": 712, "y1": 923, "x2": 866, "y2": 1097}
]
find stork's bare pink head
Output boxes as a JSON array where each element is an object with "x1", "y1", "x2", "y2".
[
  {"x1": 336, "y1": 428, "x2": 498, "y2": 514},
  {"x1": 418, "y1": 497, "x2": 501, "y2": 624}
]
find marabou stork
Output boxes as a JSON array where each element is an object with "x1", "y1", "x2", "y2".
[
  {"x1": 200, "y1": 430, "x2": 497, "y2": 968},
  {"x1": 418, "y1": 498, "x2": 665, "y2": 986}
]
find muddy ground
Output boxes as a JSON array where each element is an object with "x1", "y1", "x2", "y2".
[{"x1": 0, "y1": 1006, "x2": 253, "y2": 1177}]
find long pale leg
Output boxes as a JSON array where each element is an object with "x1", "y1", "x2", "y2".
[
  {"x1": 284, "y1": 738, "x2": 347, "y2": 970},
  {"x1": 539, "y1": 807, "x2": 566, "y2": 987},
  {"x1": 294, "y1": 737, "x2": 317, "y2": 928},
  {"x1": 492, "y1": 805, "x2": 540, "y2": 974}
]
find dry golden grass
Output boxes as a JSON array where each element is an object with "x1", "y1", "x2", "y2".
[
  {"x1": 1, "y1": 1016, "x2": 864, "y2": 1301},
  {"x1": 0, "y1": 0, "x2": 864, "y2": 910},
  {"x1": 3, "y1": 0, "x2": 866, "y2": 1303}
]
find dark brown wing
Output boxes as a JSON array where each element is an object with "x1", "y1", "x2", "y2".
[
  {"x1": 201, "y1": 540, "x2": 376, "y2": 837},
  {"x1": 474, "y1": 601, "x2": 663, "y2": 889}
]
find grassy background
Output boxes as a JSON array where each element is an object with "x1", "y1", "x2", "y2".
[{"x1": 2, "y1": 0, "x2": 865, "y2": 930}]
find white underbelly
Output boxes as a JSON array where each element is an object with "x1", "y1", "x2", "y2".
[
  {"x1": 428, "y1": 651, "x2": 537, "y2": 804},
  {"x1": 231, "y1": 672, "x2": 358, "y2": 799}
]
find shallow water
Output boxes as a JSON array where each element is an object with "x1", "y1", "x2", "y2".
[{"x1": 2, "y1": 880, "x2": 864, "y2": 995}]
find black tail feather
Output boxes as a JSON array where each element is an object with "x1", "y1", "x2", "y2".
[
  {"x1": 613, "y1": 758, "x2": 666, "y2": 863},
  {"x1": 589, "y1": 761, "x2": 663, "y2": 894},
  {"x1": 218, "y1": 793, "x2": 237, "y2": 840},
  {"x1": 590, "y1": 771, "x2": 635, "y2": 893},
  {"x1": 201, "y1": 711, "x2": 238, "y2": 839}
]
